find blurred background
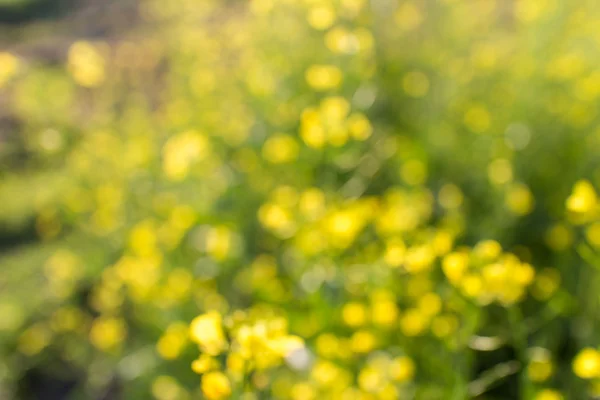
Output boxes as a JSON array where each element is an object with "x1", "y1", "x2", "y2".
[{"x1": 2, "y1": 0, "x2": 600, "y2": 399}]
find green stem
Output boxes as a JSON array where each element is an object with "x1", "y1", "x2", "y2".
[{"x1": 508, "y1": 307, "x2": 533, "y2": 400}]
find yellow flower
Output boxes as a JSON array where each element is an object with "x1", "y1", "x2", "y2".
[
  {"x1": 464, "y1": 105, "x2": 491, "y2": 133},
  {"x1": 371, "y1": 294, "x2": 399, "y2": 326},
  {"x1": 544, "y1": 223, "x2": 573, "y2": 251},
  {"x1": 18, "y1": 323, "x2": 52, "y2": 356},
  {"x1": 347, "y1": 113, "x2": 373, "y2": 141},
  {"x1": 395, "y1": 2, "x2": 423, "y2": 31},
  {"x1": 324, "y1": 208, "x2": 364, "y2": 248},
  {"x1": 439, "y1": 184, "x2": 463, "y2": 209},
  {"x1": 269, "y1": 335, "x2": 305, "y2": 357},
  {"x1": 531, "y1": 268, "x2": 561, "y2": 300},
  {"x1": 390, "y1": 356, "x2": 415, "y2": 382},
  {"x1": 400, "y1": 309, "x2": 427, "y2": 337},
  {"x1": 442, "y1": 252, "x2": 469, "y2": 283},
  {"x1": 189, "y1": 311, "x2": 228, "y2": 355},
  {"x1": 299, "y1": 188, "x2": 326, "y2": 220},
  {"x1": 262, "y1": 134, "x2": 299, "y2": 164},
  {"x1": 473, "y1": 240, "x2": 502, "y2": 261},
  {"x1": 573, "y1": 348, "x2": 600, "y2": 379},
  {"x1": 527, "y1": 349, "x2": 554, "y2": 382},
  {"x1": 162, "y1": 130, "x2": 210, "y2": 181},
  {"x1": 206, "y1": 226, "x2": 233, "y2": 261},
  {"x1": 350, "y1": 330, "x2": 377, "y2": 353},
  {"x1": 566, "y1": 180, "x2": 597, "y2": 215},
  {"x1": 152, "y1": 376, "x2": 183, "y2": 400},
  {"x1": 506, "y1": 183, "x2": 535, "y2": 216},
  {"x1": 342, "y1": 302, "x2": 367, "y2": 327},
  {"x1": 157, "y1": 322, "x2": 188, "y2": 360},
  {"x1": 201, "y1": 371, "x2": 231, "y2": 400},
  {"x1": 307, "y1": 5, "x2": 336, "y2": 30},
  {"x1": 0, "y1": 52, "x2": 20, "y2": 88},
  {"x1": 358, "y1": 366, "x2": 384, "y2": 392},
  {"x1": 305, "y1": 65, "x2": 343, "y2": 91},
  {"x1": 192, "y1": 354, "x2": 219, "y2": 374},
  {"x1": 534, "y1": 389, "x2": 563, "y2": 400},
  {"x1": 67, "y1": 41, "x2": 106, "y2": 87},
  {"x1": 89, "y1": 316, "x2": 126, "y2": 351}
]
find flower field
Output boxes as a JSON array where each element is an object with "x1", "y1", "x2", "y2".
[{"x1": 2, "y1": 0, "x2": 600, "y2": 399}]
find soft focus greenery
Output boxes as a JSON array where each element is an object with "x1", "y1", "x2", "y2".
[{"x1": 2, "y1": 0, "x2": 600, "y2": 399}]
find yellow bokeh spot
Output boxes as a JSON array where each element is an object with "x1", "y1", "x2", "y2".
[
  {"x1": 68, "y1": 41, "x2": 106, "y2": 87},
  {"x1": 439, "y1": 184, "x2": 463, "y2": 209},
  {"x1": 400, "y1": 309, "x2": 427, "y2": 336},
  {"x1": 347, "y1": 113, "x2": 373, "y2": 141},
  {"x1": 395, "y1": 2, "x2": 423, "y2": 31},
  {"x1": 464, "y1": 105, "x2": 491, "y2": 133},
  {"x1": 201, "y1": 371, "x2": 231, "y2": 400},
  {"x1": 506, "y1": 183, "x2": 535, "y2": 216},
  {"x1": 262, "y1": 134, "x2": 299, "y2": 164},
  {"x1": 573, "y1": 347, "x2": 600, "y2": 379},
  {"x1": 18, "y1": 324, "x2": 52, "y2": 356},
  {"x1": 401, "y1": 159, "x2": 427, "y2": 185},
  {"x1": 152, "y1": 376, "x2": 182, "y2": 400},
  {"x1": 544, "y1": 223, "x2": 573, "y2": 251},
  {"x1": 534, "y1": 389, "x2": 563, "y2": 400},
  {"x1": 383, "y1": 238, "x2": 406, "y2": 267},
  {"x1": 307, "y1": 5, "x2": 336, "y2": 30},
  {"x1": 0, "y1": 52, "x2": 20, "y2": 88},
  {"x1": 566, "y1": 180, "x2": 597, "y2": 216},
  {"x1": 488, "y1": 158, "x2": 513, "y2": 185},
  {"x1": 89, "y1": 316, "x2": 127, "y2": 351},
  {"x1": 516, "y1": 0, "x2": 555, "y2": 23},
  {"x1": 162, "y1": 130, "x2": 210, "y2": 181},
  {"x1": 342, "y1": 302, "x2": 367, "y2": 327},
  {"x1": 390, "y1": 356, "x2": 415, "y2": 382},
  {"x1": 586, "y1": 222, "x2": 600, "y2": 248},
  {"x1": 528, "y1": 357, "x2": 554, "y2": 382},
  {"x1": 189, "y1": 311, "x2": 228, "y2": 355},
  {"x1": 157, "y1": 322, "x2": 188, "y2": 360},
  {"x1": 305, "y1": 65, "x2": 343, "y2": 91},
  {"x1": 350, "y1": 330, "x2": 377, "y2": 353},
  {"x1": 206, "y1": 226, "x2": 233, "y2": 260},
  {"x1": 442, "y1": 252, "x2": 469, "y2": 283},
  {"x1": 300, "y1": 107, "x2": 326, "y2": 148}
]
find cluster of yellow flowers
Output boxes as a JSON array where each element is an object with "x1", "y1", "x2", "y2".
[
  {"x1": 188, "y1": 310, "x2": 304, "y2": 399},
  {"x1": 4, "y1": 0, "x2": 600, "y2": 398},
  {"x1": 442, "y1": 240, "x2": 535, "y2": 306}
]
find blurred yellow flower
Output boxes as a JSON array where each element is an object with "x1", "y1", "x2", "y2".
[
  {"x1": 307, "y1": 5, "x2": 336, "y2": 30},
  {"x1": 190, "y1": 311, "x2": 228, "y2": 355},
  {"x1": 395, "y1": 2, "x2": 423, "y2": 31},
  {"x1": 305, "y1": 65, "x2": 343, "y2": 91},
  {"x1": 506, "y1": 183, "x2": 535, "y2": 216},
  {"x1": 0, "y1": 52, "x2": 20, "y2": 88},
  {"x1": 157, "y1": 322, "x2": 188, "y2": 360},
  {"x1": 390, "y1": 356, "x2": 415, "y2": 382},
  {"x1": 262, "y1": 134, "x2": 300, "y2": 164},
  {"x1": 89, "y1": 316, "x2": 127, "y2": 351},
  {"x1": 162, "y1": 130, "x2": 210, "y2": 181},
  {"x1": 201, "y1": 371, "x2": 231, "y2": 400},
  {"x1": 464, "y1": 105, "x2": 491, "y2": 133},
  {"x1": 534, "y1": 389, "x2": 563, "y2": 400},
  {"x1": 342, "y1": 302, "x2": 367, "y2": 327},
  {"x1": 67, "y1": 41, "x2": 106, "y2": 87},
  {"x1": 573, "y1": 348, "x2": 600, "y2": 379},
  {"x1": 566, "y1": 180, "x2": 597, "y2": 217}
]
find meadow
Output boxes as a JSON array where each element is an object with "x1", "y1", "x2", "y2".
[{"x1": 2, "y1": 0, "x2": 600, "y2": 399}]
